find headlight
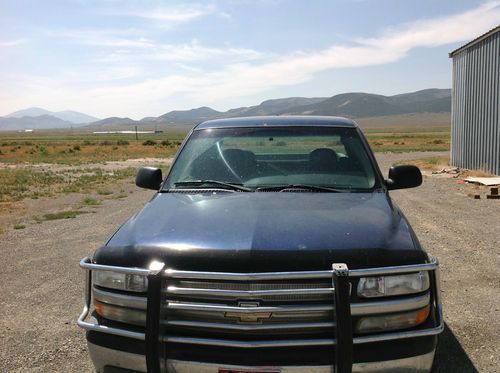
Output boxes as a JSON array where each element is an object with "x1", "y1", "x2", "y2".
[
  {"x1": 93, "y1": 271, "x2": 148, "y2": 292},
  {"x1": 356, "y1": 305, "x2": 430, "y2": 333},
  {"x1": 94, "y1": 301, "x2": 146, "y2": 325},
  {"x1": 357, "y1": 272, "x2": 429, "y2": 298}
]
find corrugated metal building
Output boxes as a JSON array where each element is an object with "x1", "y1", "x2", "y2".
[{"x1": 449, "y1": 26, "x2": 500, "y2": 175}]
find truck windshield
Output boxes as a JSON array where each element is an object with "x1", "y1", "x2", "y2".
[{"x1": 165, "y1": 126, "x2": 378, "y2": 191}]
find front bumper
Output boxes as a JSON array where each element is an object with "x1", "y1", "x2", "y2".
[
  {"x1": 88, "y1": 341, "x2": 436, "y2": 372},
  {"x1": 78, "y1": 258, "x2": 443, "y2": 373}
]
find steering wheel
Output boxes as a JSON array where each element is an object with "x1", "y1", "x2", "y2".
[{"x1": 216, "y1": 142, "x2": 243, "y2": 183}]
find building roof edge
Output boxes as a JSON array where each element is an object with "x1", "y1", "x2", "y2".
[{"x1": 449, "y1": 25, "x2": 500, "y2": 57}]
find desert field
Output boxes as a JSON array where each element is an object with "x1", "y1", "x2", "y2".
[{"x1": 0, "y1": 125, "x2": 449, "y2": 203}]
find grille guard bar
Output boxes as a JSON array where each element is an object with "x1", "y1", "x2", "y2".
[{"x1": 77, "y1": 257, "x2": 444, "y2": 373}]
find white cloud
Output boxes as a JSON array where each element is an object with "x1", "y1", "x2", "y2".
[
  {"x1": 0, "y1": 38, "x2": 29, "y2": 48},
  {"x1": 137, "y1": 6, "x2": 212, "y2": 22},
  {"x1": 85, "y1": 37, "x2": 155, "y2": 49},
  {"x1": 52, "y1": 28, "x2": 264, "y2": 63},
  {"x1": 90, "y1": 40, "x2": 265, "y2": 67},
  {"x1": 50, "y1": 29, "x2": 156, "y2": 49},
  {"x1": 357, "y1": 0, "x2": 500, "y2": 50},
  {"x1": 137, "y1": 41, "x2": 264, "y2": 62},
  {"x1": 77, "y1": 1, "x2": 500, "y2": 117},
  {"x1": 107, "y1": 4, "x2": 214, "y2": 23},
  {"x1": 218, "y1": 12, "x2": 232, "y2": 19},
  {"x1": 61, "y1": 65, "x2": 143, "y2": 83},
  {"x1": 3, "y1": 1, "x2": 500, "y2": 118}
]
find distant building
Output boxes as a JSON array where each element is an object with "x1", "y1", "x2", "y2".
[
  {"x1": 92, "y1": 131, "x2": 154, "y2": 134},
  {"x1": 449, "y1": 26, "x2": 500, "y2": 175}
]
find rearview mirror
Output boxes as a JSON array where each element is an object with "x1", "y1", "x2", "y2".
[
  {"x1": 386, "y1": 165, "x2": 422, "y2": 190},
  {"x1": 136, "y1": 167, "x2": 163, "y2": 190}
]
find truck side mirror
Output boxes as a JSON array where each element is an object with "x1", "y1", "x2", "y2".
[
  {"x1": 136, "y1": 167, "x2": 163, "y2": 190},
  {"x1": 386, "y1": 165, "x2": 422, "y2": 190}
]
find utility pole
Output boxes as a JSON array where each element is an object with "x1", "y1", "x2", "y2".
[{"x1": 135, "y1": 126, "x2": 138, "y2": 141}]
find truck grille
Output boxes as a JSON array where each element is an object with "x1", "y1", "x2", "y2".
[
  {"x1": 163, "y1": 273, "x2": 336, "y2": 343},
  {"x1": 81, "y1": 256, "x2": 441, "y2": 358}
]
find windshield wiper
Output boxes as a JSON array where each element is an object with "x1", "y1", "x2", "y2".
[
  {"x1": 256, "y1": 184, "x2": 347, "y2": 193},
  {"x1": 173, "y1": 180, "x2": 253, "y2": 192}
]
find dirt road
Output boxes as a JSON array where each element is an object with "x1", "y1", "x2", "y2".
[{"x1": 0, "y1": 152, "x2": 498, "y2": 372}]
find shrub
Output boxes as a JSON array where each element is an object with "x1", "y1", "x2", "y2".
[
  {"x1": 83, "y1": 196, "x2": 101, "y2": 206},
  {"x1": 42, "y1": 211, "x2": 85, "y2": 220},
  {"x1": 142, "y1": 139, "x2": 157, "y2": 146},
  {"x1": 39, "y1": 146, "x2": 49, "y2": 156},
  {"x1": 97, "y1": 189, "x2": 113, "y2": 195},
  {"x1": 160, "y1": 140, "x2": 171, "y2": 146},
  {"x1": 426, "y1": 157, "x2": 442, "y2": 165},
  {"x1": 73, "y1": 145, "x2": 81, "y2": 151},
  {"x1": 117, "y1": 139, "x2": 130, "y2": 146}
]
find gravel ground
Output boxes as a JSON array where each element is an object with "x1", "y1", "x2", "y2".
[
  {"x1": 378, "y1": 152, "x2": 499, "y2": 373},
  {"x1": 0, "y1": 152, "x2": 498, "y2": 372}
]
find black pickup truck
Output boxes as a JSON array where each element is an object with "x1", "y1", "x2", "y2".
[{"x1": 78, "y1": 116, "x2": 443, "y2": 373}]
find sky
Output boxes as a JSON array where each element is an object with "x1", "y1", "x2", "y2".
[{"x1": 0, "y1": 0, "x2": 499, "y2": 120}]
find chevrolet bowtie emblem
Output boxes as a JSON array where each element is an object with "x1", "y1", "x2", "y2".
[{"x1": 224, "y1": 301, "x2": 272, "y2": 323}]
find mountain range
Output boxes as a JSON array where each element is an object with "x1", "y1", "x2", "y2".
[
  {"x1": 0, "y1": 107, "x2": 100, "y2": 131},
  {"x1": 6, "y1": 107, "x2": 99, "y2": 124},
  {"x1": 0, "y1": 89, "x2": 451, "y2": 131}
]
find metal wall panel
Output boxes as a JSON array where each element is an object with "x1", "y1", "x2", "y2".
[{"x1": 451, "y1": 30, "x2": 500, "y2": 175}]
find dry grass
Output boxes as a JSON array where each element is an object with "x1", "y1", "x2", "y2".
[
  {"x1": 0, "y1": 126, "x2": 452, "y2": 203},
  {"x1": 356, "y1": 113, "x2": 451, "y2": 130},
  {"x1": 396, "y1": 156, "x2": 450, "y2": 170},
  {"x1": 0, "y1": 125, "x2": 452, "y2": 204},
  {"x1": 0, "y1": 168, "x2": 64, "y2": 201},
  {"x1": 83, "y1": 196, "x2": 101, "y2": 206},
  {"x1": 0, "y1": 166, "x2": 138, "y2": 202},
  {"x1": 458, "y1": 169, "x2": 494, "y2": 178},
  {"x1": 39, "y1": 210, "x2": 90, "y2": 221},
  {"x1": 396, "y1": 155, "x2": 495, "y2": 178},
  {"x1": 0, "y1": 132, "x2": 184, "y2": 164},
  {"x1": 366, "y1": 132, "x2": 450, "y2": 152}
]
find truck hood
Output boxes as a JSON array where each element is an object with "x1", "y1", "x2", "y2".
[{"x1": 95, "y1": 191, "x2": 426, "y2": 271}]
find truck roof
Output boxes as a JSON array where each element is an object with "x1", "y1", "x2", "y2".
[{"x1": 195, "y1": 115, "x2": 357, "y2": 130}]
